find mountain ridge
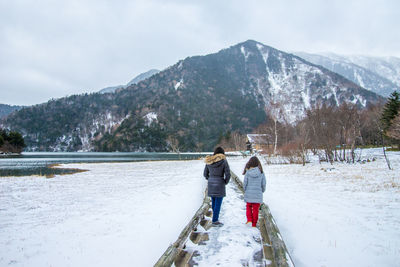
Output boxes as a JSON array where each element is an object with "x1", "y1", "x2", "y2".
[
  {"x1": 295, "y1": 51, "x2": 400, "y2": 97},
  {"x1": 98, "y1": 69, "x2": 160, "y2": 94},
  {"x1": 1, "y1": 40, "x2": 383, "y2": 152}
]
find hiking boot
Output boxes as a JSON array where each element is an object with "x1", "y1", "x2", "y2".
[{"x1": 212, "y1": 221, "x2": 224, "y2": 227}]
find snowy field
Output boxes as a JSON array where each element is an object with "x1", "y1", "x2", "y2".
[
  {"x1": 1, "y1": 148, "x2": 400, "y2": 267},
  {"x1": 0, "y1": 160, "x2": 206, "y2": 267},
  {"x1": 229, "y1": 148, "x2": 400, "y2": 267}
]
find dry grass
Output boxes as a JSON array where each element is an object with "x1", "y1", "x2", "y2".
[{"x1": 45, "y1": 164, "x2": 88, "y2": 178}]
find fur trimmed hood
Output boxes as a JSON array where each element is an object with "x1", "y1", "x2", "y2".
[{"x1": 204, "y1": 153, "x2": 226, "y2": 165}]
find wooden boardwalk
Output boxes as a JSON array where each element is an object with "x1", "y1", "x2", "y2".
[{"x1": 155, "y1": 171, "x2": 294, "y2": 267}]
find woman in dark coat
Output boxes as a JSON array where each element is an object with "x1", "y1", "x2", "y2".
[{"x1": 203, "y1": 146, "x2": 231, "y2": 226}]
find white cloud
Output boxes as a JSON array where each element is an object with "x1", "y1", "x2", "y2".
[{"x1": 0, "y1": 0, "x2": 399, "y2": 105}]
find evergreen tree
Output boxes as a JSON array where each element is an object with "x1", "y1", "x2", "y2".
[
  {"x1": 8, "y1": 131, "x2": 26, "y2": 149},
  {"x1": 381, "y1": 91, "x2": 400, "y2": 132},
  {"x1": 0, "y1": 129, "x2": 25, "y2": 152},
  {"x1": 0, "y1": 128, "x2": 7, "y2": 141}
]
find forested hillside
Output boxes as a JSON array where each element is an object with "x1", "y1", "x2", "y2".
[{"x1": 0, "y1": 40, "x2": 382, "y2": 152}]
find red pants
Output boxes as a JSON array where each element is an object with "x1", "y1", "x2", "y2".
[{"x1": 246, "y1": 202, "x2": 261, "y2": 227}]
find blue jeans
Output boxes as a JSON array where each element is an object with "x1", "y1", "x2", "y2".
[{"x1": 211, "y1": 197, "x2": 223, "y2": 222}]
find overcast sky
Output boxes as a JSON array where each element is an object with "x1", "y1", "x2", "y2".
[{"x1": 1, "y1": 0, "x2": 399, "y2": 105}]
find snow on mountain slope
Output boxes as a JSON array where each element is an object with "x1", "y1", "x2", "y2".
[
  {"x1": 239, "y1": 41, "x2": 378, "y2": 123},
  {"x1": 295, "y1": 52, "x2": 400, "y2": 97},
  {"x1": 346, "y1": 55, "x2": 400, "y2": 88}
]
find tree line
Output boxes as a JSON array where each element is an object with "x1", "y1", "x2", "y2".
[
  {"x1": 0, "y1": 128, "x2": 25, "y2": 153},
  {"x1": 218, "y1": 91, "x2": 400, "y2": 165}
]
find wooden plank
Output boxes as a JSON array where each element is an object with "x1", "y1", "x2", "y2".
[
  {"x1": 230, "y1": 171, "x2": 295, "y2": 267},
  {"x1": 156, "y1": 170, "x2": 294, "y2": 267}
]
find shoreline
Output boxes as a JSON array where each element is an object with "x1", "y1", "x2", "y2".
[
  {"x1": 0, "y1": 152, "x2": 21, "y2": 157},
  {"x1": 0, "y1": 158, "x2": 207, "y2": 178}
]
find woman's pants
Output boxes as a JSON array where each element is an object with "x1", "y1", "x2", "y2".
[
  {"x1": 211, "y1": 197, "x2": 223, "y2": 222},
  {"x1": 246, "y1": 202, "x2": 261, "y2": 227}
]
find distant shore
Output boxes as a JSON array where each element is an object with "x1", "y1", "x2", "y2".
[{"x1": 0, "y1": 151, "x2": 21, "y2": 157}]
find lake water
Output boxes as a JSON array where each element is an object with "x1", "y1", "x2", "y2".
[{"x1": 0, "y1": 152, "x2": 210, "y2": 177}]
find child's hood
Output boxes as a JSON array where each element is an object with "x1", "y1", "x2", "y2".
[{"x1": 246, "y1": 167, "x2": 261, "y2": 177}]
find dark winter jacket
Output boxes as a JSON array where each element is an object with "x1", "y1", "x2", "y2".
[
  {"x1": 243, "y1": 167, "x2": 266, "y2": 203},
  {"x1": 203, "y1": 154, "x2": 231, "y2": 197}
]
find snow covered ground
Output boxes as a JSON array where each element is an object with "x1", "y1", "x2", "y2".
[
  {"x1": 189, "y1": 182, "x2": 265, "y2": 266},
  {"x1": 1, "y1": 148, "x2": 399, "y2": 267},
  {"x1": 229, "y1": 148, "x2": 400, "y2": 267},
  {"x1": 0, "y1": 160, "x2": 206, "y2": 267}
]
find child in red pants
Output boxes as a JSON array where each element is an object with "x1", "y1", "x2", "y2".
[{"x1": 243, "y1": 156, "x2": 266, "y2": 227}]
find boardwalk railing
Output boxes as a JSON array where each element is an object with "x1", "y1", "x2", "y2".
[
  {"x1": 230, "y1": 170, "x2": 295, "y2": 267},
  {"x1": 154, "y1": 189, "x2": 211, "y2": 267},
  {"x1": 155, "y1": 171, "x2": 294, "y2": 267}
]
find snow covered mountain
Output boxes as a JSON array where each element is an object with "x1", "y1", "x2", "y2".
[
  {"x1": 98, "y1": 69, "x2": 160, "y2": 94},
  {"x1": 233, "y1": 41, "x2": 379, "y2": 123},
  {"x1": 1, "y1": 40, "x2": 382, "y2": 152},
  {"x1": 328, "y1": 54, "x2": 400, "y2": 87},
  {"x1": 295, "y1": 52, "x2": 400, "y2": 97}
]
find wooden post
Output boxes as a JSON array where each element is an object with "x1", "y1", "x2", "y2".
[{"x1": 154, "y1": 190, "x2": 211, "y2": 267}]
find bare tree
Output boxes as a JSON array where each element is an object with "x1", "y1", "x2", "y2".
[
  {"x1": 167, "y1": 135, "x2": 181, "y2": 158},
  {"x1": 258, "y1": 101, "x2": 393, "y2": 168},
  {"x1": 305, "y1": 104, "x2": 339, "y2": 163},
  {"x1": 231, "y1": 131, "x2": 247, "y2": 151},
  {"x1": 217, "y1": 131, "x2": 247, "y2": 152},
  {"x1": 359, "y1": 103, "x2": 384, "y2": 146},
  {"x1": 295, "y1": 120, "x2": 310, "y2": 165},
  {"x1": 336, "y1": 103, "x2": 362, "y2": 163},
  {"x1": 359, "y1": 103, "x2": 392, "y2": 169},
  {"x1": 265, "y1": 102, "x2": 286, "y2": 155}
]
